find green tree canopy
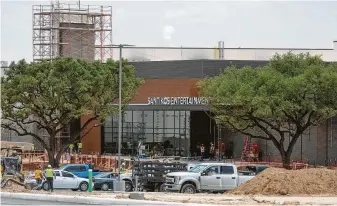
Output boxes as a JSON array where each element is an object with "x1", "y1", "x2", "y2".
[
  {"x1": 1, "y1": 57, "x2": 143, "y2": 166},
  {"x1": 199, "y1": 53, "x2": 337, "y2": 168}
]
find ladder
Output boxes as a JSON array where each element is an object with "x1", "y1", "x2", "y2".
[{"x1": 240, "y1": 136, "x2": 251, "y2": 162}]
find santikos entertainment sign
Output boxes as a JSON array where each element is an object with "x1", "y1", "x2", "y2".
[{"x1": 147, "y1": 97, "x2": 209, "y2": 105}]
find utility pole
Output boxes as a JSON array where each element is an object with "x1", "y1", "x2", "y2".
[{"x1": 110, "y1": 44, "x2": 134, "y2": 192}]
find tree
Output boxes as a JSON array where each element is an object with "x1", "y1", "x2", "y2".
[
  {"x1": 199, "y1": 53, "x2": 337, "y2": 168},
  {"x1": 1, "y1": 57, "x2": 143, "y2": 167}
]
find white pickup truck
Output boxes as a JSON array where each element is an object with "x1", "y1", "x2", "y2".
[{"x1": 165, "y1": 163, "x2": 254, "y2": 194}]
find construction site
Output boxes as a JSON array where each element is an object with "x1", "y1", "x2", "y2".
[{"x1": 1, "y1": 1, "x2": 337, "y2": 205}]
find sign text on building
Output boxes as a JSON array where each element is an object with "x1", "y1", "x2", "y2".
[{"x1": 147, "y1": 97, "x2": 209, "y2": 105}]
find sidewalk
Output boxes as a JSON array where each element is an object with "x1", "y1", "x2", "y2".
[
  {"x1": 1, "y1": 191, "x2": 337, "y2": 205},
  {"x1": 0, "y1": 192, "x2": 217, "y2": 206}
]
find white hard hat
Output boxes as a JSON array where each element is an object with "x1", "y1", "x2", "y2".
[{"x1": 48, "y1": 165, "x2": 52, "y2": 168}]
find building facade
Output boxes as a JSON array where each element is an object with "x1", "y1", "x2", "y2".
[{"x1": 81, "y1": 60, "x2": 337, "y2": 165}]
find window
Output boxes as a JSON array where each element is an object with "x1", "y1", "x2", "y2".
[
  {"x1": 103, "y1": 110, "x2": 191, "y2": 156},
  {"x1": 55, "y1": 171, "x2": 60, "y2": 176},
  {"x1": 95, "y1": 173, "x2": 111, "y2": 178},
  {"x1": 79, "y1": 166, "x2": 86, "y2": 171},
  {"x1": 133, "y1": 111, "x2": 143, "y2": 126},
  {"x1": 174, "y1": 111, "x2": 180, "y2": 128},
  {"x1": 143, "y1": 111, "x2": 154, "y2": 129},
  {"x1": 189, "y1": 165, "x2": 208, "y2": 173},
  {"x1": 164, "y1": 111, "x2": 175, "y2": 129},
  {"x1": 205, "y1": 166, "x2": 219, "y2": 175},
  {"x1": 62, "y1": 171, "x2": 74, "y2": 178},
  {"x1": 220, "y1": 166, "x2": 234, "y2": 174},
  {"x1": 154, "y1": 111, "x2": 163, "y2": 132},
  {"x1": 124, "y1": 111, "x2": 133, "y2": 124},
  {"x1": 65, "y1": 166, "x2": 80, "y2": 172},
  {"x1": 104, "y1": 132, "x2": 113, "y2": 143},
  {"x1": 180, "y1": 111, "x2": 186, "y2": 129},
  {"x1": 112, "y1": 115, "x2": 119, "y2": 128},
  {"x1": 104, "y1": 117, "x2": 112, "y2": 127}
]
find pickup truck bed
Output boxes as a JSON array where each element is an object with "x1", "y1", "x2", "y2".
[{"x1": 132, "y1": 161, "x2": 187, "y2": 192}]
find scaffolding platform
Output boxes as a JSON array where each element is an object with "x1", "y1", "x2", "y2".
[{"x1": 32, "y1": 2, "x2": 112, "y2": 62}]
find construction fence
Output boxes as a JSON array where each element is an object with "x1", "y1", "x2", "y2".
[
  {"x1": 19, "y1": 151, "x2": 337, "y2": 171},
  {"x1": 226, "y1": 158, "x2": 337, "y2": 170},
  {"x1": 20, "y1": 152, "x2": 117, "y2": 171}
]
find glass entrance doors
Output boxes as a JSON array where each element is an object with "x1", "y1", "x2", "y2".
[{"x1": 102, "y1": 110, "x2": 190, "y2": 156}]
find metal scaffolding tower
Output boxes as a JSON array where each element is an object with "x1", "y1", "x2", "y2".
[
  {"x1": 218, "y1": 41, "x2": 225, "y2": 60},
  {"x1": 32, "y1": 2, "x2": 112, "y2": 62}
]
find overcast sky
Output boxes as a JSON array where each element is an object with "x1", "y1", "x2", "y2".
[{"x1": 1, "y1": 0, "x2": 337, "y2": 62}]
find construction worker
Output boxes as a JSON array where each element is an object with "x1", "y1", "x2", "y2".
[
  {"x1": 120, "y1": 162, "x2": 126, "y2": 173},
  {"x1": 34, "y1": 166, "x2": 43, "y2": 185},
  {"x1": 200, "y1": 144, "x2": 205, "y2": 160},
  {"x1": 69, "y1": 144, "x2": 74, "y2": 154},
  {"x1": 215, "y1": 148, "x2": 219, "y2": 160},
  {"x1": 31, "y1": 145, "x2": 35, "y2": 152},
  {"x1": 77, "y1": 142, "x2": 82, "y2": 154},
  {"x1": 209, "y1": 142, "x2": 215, "y2": 160},
  {"x1": 45, "y1": 165, "x2": 55, "y2": 192},
  {"x1": 0, "y1": 160, "x2": 4, "y2": 178}
]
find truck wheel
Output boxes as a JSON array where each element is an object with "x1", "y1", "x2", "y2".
[
  {"x1": 159, "y1": 183, "x2": 167, "y2": 192},
  {"x1": 125, "y1": 181, "x2": 133, "y2": 192},
  {"x1": 101, "y1": 183, "x2": 109, "y2": 191},
  {"x1": 79, "y1": 182, "x2": 89, "y2": 191},
  {"x1": 181, "y1": 184, "x2": 196, "y2": 194}
]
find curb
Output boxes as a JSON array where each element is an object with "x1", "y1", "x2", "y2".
[{"x1": 0, "y1": 192, "x2": 217, "y2": 206}]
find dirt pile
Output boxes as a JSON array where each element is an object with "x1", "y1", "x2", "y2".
[
  {"x1": 228, "y1": 168, "x2": 337, "y2": 196},
  {"x1": 1, "y1": 182, "x2": 28, "y2": 193}
]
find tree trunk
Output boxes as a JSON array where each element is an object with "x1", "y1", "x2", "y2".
[
  {"x1": 46, "y1": 147, "x2": 63, "y2": 168},
  {"x1": 47, "y1": 150, "x2": 59, "y2": 168},
  {"x1": 55, "y1": 147, "x2": 68, "y2": 168},
  {"x1": 281, "y1": 151, "x2": 292, "y2": 169},
  {"x1": 269, "y1": 136, "x2": 293, "y2": 169}
]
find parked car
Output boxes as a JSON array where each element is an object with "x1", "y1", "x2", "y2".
[
  {"x1": 93, "y1": 172, "x2": 133, "y2": 192},
  {"x1": 42, "y1": 170, "x2": 92, "y2": 191},
  {"x1": 165, "y1": 163, "x2": 255, "y2": 194},
  {"x1": 60, "y1": 164, "x2": 103, "y2": 178}
]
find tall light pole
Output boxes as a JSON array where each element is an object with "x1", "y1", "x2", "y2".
[{"x1": 110, "y1": 44, "x2": 134, "y2": 191}]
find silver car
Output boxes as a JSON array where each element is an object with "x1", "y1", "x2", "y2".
[{"x1": 42, "y1": 170, "x2": 92, "y2": 191}]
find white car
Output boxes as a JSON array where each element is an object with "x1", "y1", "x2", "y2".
[{"x1": 42, "y1": 170, "x2": 92, "y2": 191}]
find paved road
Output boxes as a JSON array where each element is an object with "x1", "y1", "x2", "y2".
[
  {"x1": 1, "y1": 197, "x2": 90, "y2": 205},
  {"x1": 0, "y1": 197, "x2": 180, "y2": 206}
]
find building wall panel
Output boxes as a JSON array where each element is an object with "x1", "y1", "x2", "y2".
[
  {"x1": 132, "y1": 78, "x2": 201, "y2": 103},
  {"x1": 81, "y1": 115, "x2": 102, "y2": 154},
  {"x1": 59, "y1": 23, "x2": 95, "y2": 62}
]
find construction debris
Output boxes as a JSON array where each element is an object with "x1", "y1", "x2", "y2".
[
  {"x1": 1, "y1": 180, "x2": 28, "y2": 193},
  {"x1": 228, "y1": 168, "x2": 337, "y2": 195}
]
